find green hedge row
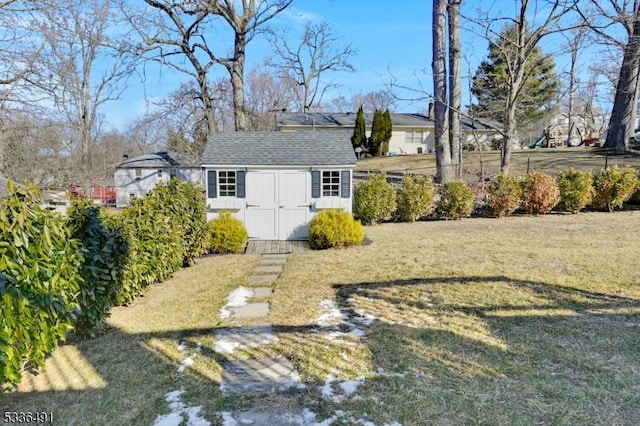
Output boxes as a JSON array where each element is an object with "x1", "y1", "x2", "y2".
[
  {"x1": 353, "y1": 166, "x2": 640, "y2": 224},
  {"x1": 1, "y1": 179, "x2": 208, "y2": 392}
]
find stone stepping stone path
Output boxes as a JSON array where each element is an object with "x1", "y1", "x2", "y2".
[{"x1": 215, "y1": 253, "x2": 305, "y2": 396}]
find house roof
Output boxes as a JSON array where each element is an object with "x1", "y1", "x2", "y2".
[
  {"x1": 276, "y1": 112, "x2": 435, "y2": 128},
  {"x1": 201, "y1": 131, "x2": 356, "y2": 167},
  {"x1": 116, "y1": 151, "x2": 199, "y2": 169},
  {"x1": 276, "y1": 112, "x2": 500, "y2": 132}
]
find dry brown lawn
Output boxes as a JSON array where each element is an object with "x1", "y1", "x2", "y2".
[{"x1": 2, "y1": 211, "x2": 639, "y2": 425}]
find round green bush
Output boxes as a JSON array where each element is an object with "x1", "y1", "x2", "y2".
[
  {"x1": 520, "y1": 171, "x2": 560, "y2": 215},
  {"x1": 592, "y1": 165, "x2": 639, "y2": 212},
  {"x1": 557, "y1": 168, "x2": 594, "y2": 213},
  {"x1": 353, "y1": 173, "x2": 397, "y2": 225},
  {"x1": 395, "y1": 175, "x2": 434, "y2": 222},
  {"x1": 488, "y1": 173, "x2": 521, "y2": 217},
  {"x1": 308, "y1": 209, "x2": 364, "y2": 250},
  {"x1": 206, "y1": 211, "x2": 248, "y2": 254},
  {"x1": 437, "y1": 181, "x2": 474, "y2": 220}
]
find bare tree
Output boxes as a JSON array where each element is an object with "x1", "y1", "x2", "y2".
[
  {"x1": 204, "y1": 0, "x2": 293, "y2": 130},
  {"x1": 448, "y1": 0, "x2": 462, "y2": 179},
  {"x1": 244, "y1": 65, "x2": 298, "y2": 130},
  {"x1": 0, "y1": 0, "x2": 41, "y2": 176},
  {"x1": 30, "y1": 0, "x2": 139, "y2": 193},
  {"x1": 560, "y1": 25, "x2": 588, "y2": 144},
  {"x1": 576, "y1": 0, "x2": 640, "y2": 151},
  {"x1": 433, "y1": 0, "x2": 453, "y2": 183},
  {"x1": 128, "y1": 1, "x2": 221, "y2": 136},
  {"x1": 268, "y1": 20, "x2": 356, "y2": 112},
  {"x1": 466, "y1": 0, "x2": 576, "y2": 172}
]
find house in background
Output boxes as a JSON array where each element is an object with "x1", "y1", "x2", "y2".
[
  {"x1": 201, "y1": 131, "x2": 356, "y2": 241},
  {"x1": 276, "y1": 112, "x2": 500, "y2": 155},
  {"x1": 114, "y1": 151, "x2": 201, "y2": 208}
]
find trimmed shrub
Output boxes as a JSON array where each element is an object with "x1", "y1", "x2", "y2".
[
  {"x1": 592, "y1": 165, "x2": 639, "y2": 212},
  {"x1": 520, "y1": 171, "x2": 560, "y2": 214},
  {"x1": 487, "y1": 173, "x2": 521, "y2": 217},
  {"x1": 395, "y1": 175, "x2": 434, "y2": 222},
  {"x1": 144, "y1": 179, "x2": 207, "y2": 266},
  {"x1": 206, "y1": 211, "x2": 248, "y2": 254},
  {"x1": 66, "y1": 198, "x2": 127, "y2": 338},
  {"x1": 309, "y1": 209, "x2": 365, "y2": 250},
  {"x1": 437, "y1": 181, "x2": 474, "y2": 220},
  {"x1": 557, "y1": 168, "x2": 594, "y2": 213},
  {"x1": 353, "y1": 173, "x2": 397, "y2": 225},
  {"x1": 116, "y1": 195, "x2": 183, "y2": 305},
  {"x1": 1, "y1": 183, "x2": 83, "y2": 391}
]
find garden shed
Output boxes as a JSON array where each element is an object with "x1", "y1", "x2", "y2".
[{"x1": 201, "y1": 131, "x2": 356, "y2": 240}]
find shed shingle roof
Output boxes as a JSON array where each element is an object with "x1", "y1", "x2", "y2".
[{"x1": 201, "y1": 131, "x2": 356, "y2": 166}]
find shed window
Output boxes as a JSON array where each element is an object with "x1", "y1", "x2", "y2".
[
  {"x1": 405, "y1": 131, "x2": 424, "y2": 144},
  {"x1": 157, "y1": 169, "x2": 163, "y2": 179},
  {"x1": 218, "y1": 171, "x2": 236, "y2": 197},
  {"x1": 135, "y1": 168, "x2": 142, "y2": 181},
  {"x1": 322, "y1": 171, "x2": 340, "y2": 197}
]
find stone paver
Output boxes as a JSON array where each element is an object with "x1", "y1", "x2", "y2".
[
  {"x1": 229, "y1": 302, "x2": 270, "y2": 319},
  {"x1": 213, "y1": 325, "x2": 278, "y2": 354},
  {"x1": 259, "y1": 257, "x2": 288, "y2": 265},
  {"x1": 253, "y1": 265, "x2": 283, "y2": 274},
  {"x1": 247, "y1": 274, "x2": 279, "y2": 283},
  {"x1": 261, "y1": 254, "x2": 289, "y2": 261},
  {"x1": 252, "y1": 287, "x2": 273, "y2": 298},
  {"x1": 221, "y1": 355, "x2": 303, "y2": 394}
]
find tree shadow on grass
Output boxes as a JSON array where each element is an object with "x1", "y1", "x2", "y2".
[{"x1": 2, "y1": 275, "x2": 639, "y2": 425}]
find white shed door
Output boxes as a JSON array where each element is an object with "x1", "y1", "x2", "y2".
[
  {"x1": 244, "y1": 170, "x2": 310, "y2": 240},
  {"x1": 278, "y1": 170, "x2": 310, "y2": 240},
  {"x1": 245, "y1": 171, "x2": 278, "y2": 240}
]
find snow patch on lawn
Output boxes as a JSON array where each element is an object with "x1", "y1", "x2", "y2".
[
  {"x1": 219, "y1": 286, "x2": 255, "y2": 318},
  {"x1": 177, "y1": 356, "x2": 194, "y2": 374},
  {"x1": 315, "y1": 299, "x2": 376, "y2": 344},
  {"x1": 320, "y1": 373, "x2": 365, "y2": 403},
  {"x1": 153, "y1": 389, "x2": 210, "y2": 426}
]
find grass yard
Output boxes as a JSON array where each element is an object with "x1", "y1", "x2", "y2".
[
  {"x1": 356, "y1": 147, "x2": 640, "y2": 181},
  {"x1": 2, "y1": 211, "x2": 640, "y2": 425}
]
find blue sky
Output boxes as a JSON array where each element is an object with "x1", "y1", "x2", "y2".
[
  {"x1": 104, "y1": 0, "x2": 614, "y2": 132},
  {"x1": 106, "y1": 0, "x2": 439, "y2": 130}
]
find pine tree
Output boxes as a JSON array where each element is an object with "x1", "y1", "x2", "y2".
[
  {"x1": 469, "y1": 23, "x2": 559, "y2": 127},
  {"x1": 381, "y1": 109, "x2": 392, "y2": 155},
  {"x1": 369, "y1": 109, "x2": 385, "y2": 156},
  {"x1": 351, "y1": 105, "x2": 367, "y2": 150}
]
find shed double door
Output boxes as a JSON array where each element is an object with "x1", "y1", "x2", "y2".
[{"x1": 244, "y1": 170, "x2": 311, "y2": 240}]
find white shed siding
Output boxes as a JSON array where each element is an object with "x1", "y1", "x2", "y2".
[{"x1": 205, "y1": 167, "x2": 352, "y2": 241}]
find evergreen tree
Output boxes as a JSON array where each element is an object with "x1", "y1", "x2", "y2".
[
  {"x1": 469, "y1": 23, "x2": 559, "y2": 127},
  {"x1": 382, "y1": 109, "x2": 392, "y2": 155},
  {"x1": 351, "y1": 105, "x2": 367, "y2": 150},
  {"x1": 369, "y1": 109, "x2": 385, "y2": 156}
]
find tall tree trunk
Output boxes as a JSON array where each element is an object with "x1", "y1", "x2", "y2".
[
  {"x1": 199, "y1": 71, "x2": 218, "y2": 135},
  {"x1": 433, "y1": 0, "x2": 453, "y2": 183},
  {"x1": 605, "y1": 29, "x2": 640, "y2": 152},
  {"x1": 448, "y1": 0, "x2": 462, "y2": 179},
  {"x1": 231, "y1": 32, "x2": 247, "y2": 131}
]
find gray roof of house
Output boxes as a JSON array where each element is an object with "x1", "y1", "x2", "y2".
[
  {"x1": 116, "y1": 151, "x2": 199, "y2": 169},
  {"x1": 277, "y1": 112, "x2": 435, "y2": 128},
  {"x1": 202, "y1": 131, "x2": 356, "y2": 166},
  {"x1": 277, "y1": 112, "x2": 501, "y2": 132}
]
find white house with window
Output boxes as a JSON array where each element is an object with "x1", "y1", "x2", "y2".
[
  {"x1": 201, "y1": 131, "x2": 356, "y2": 241},
  {"x1": 114, "y1": 151, "x2": 201, "y2": 207}
]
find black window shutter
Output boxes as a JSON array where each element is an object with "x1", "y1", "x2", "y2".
[
  {"x1": 236, "y1": 170, "x2": 246, "y2": 198},
  {"x1": 311, "y1": 170, "x2": 321, "y2": 198},
  {"x1": 340, "y1": 170, "x2": 351, "y2": 198},
  {"x1": 207, "y1": 170, "x2": 217, "y2": 198}
]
